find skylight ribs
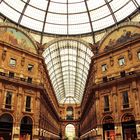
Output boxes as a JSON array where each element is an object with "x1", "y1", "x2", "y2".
[
  {"x1": 48, "y1": 45, "x2": 65, "y2": 101},
  {"x1": 40, "y1": 0, "x2": 50, "y2": 44},
  {"x1": 0, "y1": 0, "x2": 139, "y2": 35},
  {"x1": 57, "y1": 41, "x2": 66, "y2": 99},
  {"x1": 131, "y1": 0, "x2": 140, "y2": 10},
  {"x1": 84, "y1": 0, "x2": 95, "y2": 44},
  {"x1": 43, "y1": 40, "x2": 93, "y2": 104},
  {"x1": 104, "y1": 0, "x2": 117, "y2": 24},
  {"x1": 18, "y1": 0, "x2": 30, "y2": 24}
]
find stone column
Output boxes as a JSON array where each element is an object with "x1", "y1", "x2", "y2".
[
  {"x1": 12, "y1": 122, "x2": 20, "y2": 140},
  {"x1": 96, "y1": 125, "x2": 102, "y2": 140},
  {"x1": 115, "y1": 123, "x2": 123, "y2": 140},
  {"x1": 136, "y1": 121, "x2": 140, "y2": 139}
]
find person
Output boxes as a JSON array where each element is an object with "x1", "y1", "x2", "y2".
[{"x1": 0, "y1": 137, "x2": 4, "y2": 140}]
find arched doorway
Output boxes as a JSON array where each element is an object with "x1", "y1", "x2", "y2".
[
  {"x1": 0, "y1": 113, "x2": 13, "y2": 140},
  {"x1": 20, "y1": 116, "x2": 33, "y2": 140},
  {"x1": 121, "y1": 113, "x2": 137, "y2": 140},
  {"x1": 66, "y1": 107, "x2": 74, "y2": 120},
  {"x1": 102, "y1": 116, "x2": 115, "y2": 140},
  {"x1": 65, "y1": 124, "x2": 75, "y2": 140}
]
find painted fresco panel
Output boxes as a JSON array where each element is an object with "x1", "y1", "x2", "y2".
[{"x1": 0, "y1": 27, "x2": 37, "y2": 54}]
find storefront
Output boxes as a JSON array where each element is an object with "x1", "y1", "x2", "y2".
[
  {"x1": 122, "y1": 113, "x2": 137, "y2": 140},
  {"x1": 20, "y1": 116, "x2": 33, "y2": 140},
  {"x1": 0, "y1": 113, "x2": 13, "y2": 140},
  {"x1": 102, "y1": 116, "x2": 115, "y2": 140}
]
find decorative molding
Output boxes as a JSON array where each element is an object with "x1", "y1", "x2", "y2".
[
  {"x1": 5, "y1": 84, "x2": 16, "y2": 90},
  {"x1": 24, "y1": 89, "x2": 34, "y2": 94},
  {"x1": 2, "y1": 47, "x2": 7, "y2": 61},
  {"x1": 21, "y1": 54, "x2": 25, "y2": 67}
]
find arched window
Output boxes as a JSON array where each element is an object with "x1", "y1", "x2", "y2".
[{"x1": 65, "y1": 124, "x2": 75, "y2": 140}]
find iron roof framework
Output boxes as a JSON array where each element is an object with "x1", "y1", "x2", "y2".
[
  {"x1": 0, "y1": 0, "x2": 140, "y2": 44},
  {"x1": 43, "y1": 39, "x2": 93, "y2": 104}
]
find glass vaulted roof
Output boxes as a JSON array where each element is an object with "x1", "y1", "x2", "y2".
[
  {"x1": 0, "y1": 0, "x2": 140, "y2": 35},
  {"x1": 43, "y1": 40, "x2": 93, "y2": 104}
]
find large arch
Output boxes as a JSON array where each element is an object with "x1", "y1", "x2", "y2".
[
  {"x1": 65, "y1": 124, "x2": 76, "y2": 140},
  {"x1": 20, "y1": 116, "x2": 33, "y2": 140},
  {"x1": 121, "y1": 113, "x2": 137, "y2": 140},
  {"x1": 102, "y1": 115, "x2": 115, "y2": 140},
  {"x1": 43, "y1": 39, "x2": 94, "y2": 104},
  {"x1": 0, "y1": 113, "x2": 13, "y2": 140}
]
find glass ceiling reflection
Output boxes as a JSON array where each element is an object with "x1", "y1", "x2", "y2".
[
  {"x1": 0, "y1": 0, "x2": 139, "y2": 35},
  {"x1": 43, "y1": 39, "x2": 93, "y2": 104}
]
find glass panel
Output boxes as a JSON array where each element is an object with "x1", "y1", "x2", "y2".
[
  {"x1": 5, "y1": 91, "x2": 12, "y2": 109},
  {"x1": 87, "y1": 0, "x2": 105, "y2": 10},
  {"x1": 69, "y1": 23, "x2": 91, "y2": 35},
  {"x1": 43, "y1": 40, "x2": 93, "y2": 104},
  {"x1": 104, "y1": 95, "x2": 109, "y2": 111},
  {"x1": 9, "y1": 58, "x2": 16, "y2": 67},
  {"x1": 51, "y1": 0, "x2": 67, "y2": 3},
  {"x1": 21, "y1": 16, "x2": 43, "y2": 31},
  {"x1": 69, "y1": 13, "x2": 89, "y2": 24},
  {"x1": 44, "y1": 23, "x2": 67, "y2": 34},
  {"x1": 24, "y1": 5, "x2": 45, "y2": 21},
  {"x1": 29, "y1": 0, "x2": 48, "y2": 10},
  {"x1": 102, "y1": 64, "x2": 107, "y2": 72},
  {"x1": 118, "y1": 57, "x2": 125, "y2": 66},
  {"x1": 114, "y1": 1, "x2": 136, "y2": 22},
  {"x1": 49, "y1": 2, "x2": 67, "y2": 13},
  {"x1": 46, "y1": 13, "x2": 67, "y2": 24},
  {"x1": 68, "y1": 2, "x2": 86, "y2": 13},
  {"x1": 5, "y1": 0, "x2": 25, "y2": 12},
  {"x1": 109, "y1": 0, "x2": 129, "y2": 12},
  {"x1": 0, "y1": 0, "x2": 138, "y2": 35},
  {"x1": 0, "y1": 2, "x2": 20, "y2": 22},
  {"x1": 90, "y1": 5, "x2": 111, "y2": 21},
  {"x1": 25, "y1": 96, "x2": 31, "y2": 112},
  {"x1": 92, "y1": 15, "x2": 114, "y2": 31},
  {"x1": 137, "y1": 51, "x2": 140, "y2": 60}
]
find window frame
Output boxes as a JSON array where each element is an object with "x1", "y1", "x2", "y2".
[
  {"x1": 25, "y1": 96, "x2": 31, "y2": 112},
  {"x1": 122, "y1": 91, "x2": 129, "y2": 108},
  {"x1": 5, "y1": 91, "x2": 12, "y2": 109},
  {"x1": 28, "y1": 64, "x2": 34, "y2": 72},
  {"x1": 9, "y1": 58, "x2": 16, "y2": 67},
  {"x1": 104, "y1": 95, "x2": 110, "y2": 111},
  {"x1": 118, "y1": 57, "x2": 125, "y2": 66},
  {"x1": 101, "y1": 64, "x2": 107, "y2": 72},
  {"x1": 137, "y1": 51, "x2": 140, "y2": 60}
]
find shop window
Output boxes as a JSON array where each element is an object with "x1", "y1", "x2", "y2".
[
  {"x1": 118, "y1": 57, "x2": 125, "y2": 66},
  {"x1": 104, "y1": 95, "x2": 109, "y2": 111},
  {"x1": 25, "y1": 96, "x2": 31, "y2": 112},
  {"x1": 5, "y1": 91, "x2": 12, "y2": 109},
  {"x1": 102, "y1": 64, "x2": 107, "y2": 72},
  {"x1": 9, "y1": 72, "x2": 14, "y2": 78},
  {"x1": 137, "y1": 51, "x2": 140, "y2": 60},
  {"x1": 9, "y1": 58, "x2": 16, "y2": 67},
  {"x1": 27, "y1": 77, "x2": 32, "y2": 83},
  {"x1": 122, "y1": 91, "x2": 129, "y2": 108},
  {"x1": 28, "y1": 64, "x2": 34, "y2": 72},
  {"x1": 120, "y1": 70, "x2": 126, "y2": 77},
  {"x1": 103, "y1": 76, "x2": 108, "y2": 82}
]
